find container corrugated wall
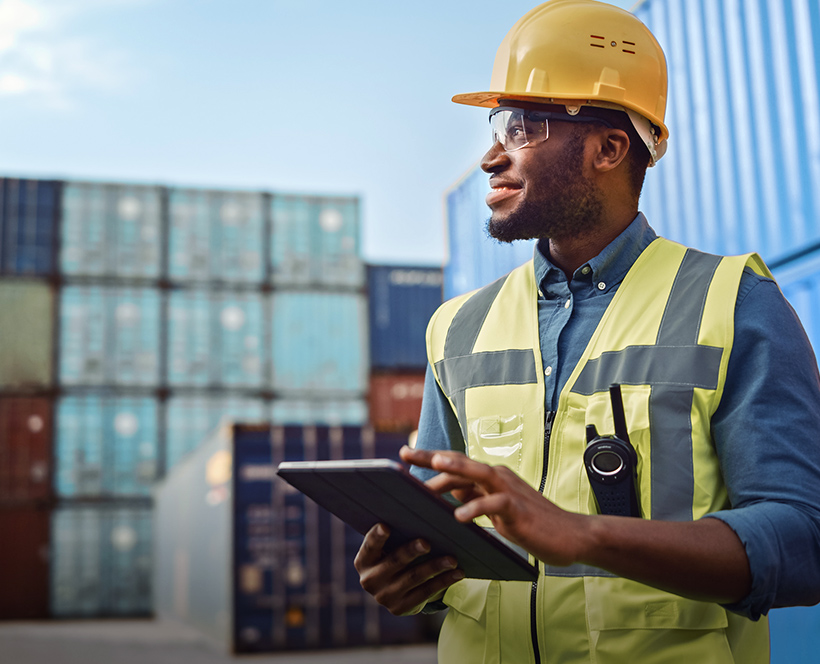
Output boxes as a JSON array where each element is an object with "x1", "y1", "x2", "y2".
[
  {"x1": 0, "y1": 397, "x2": 53, "y2": 503},
  {"x1": 367, "y1": 265, "x2": 443, "y2": 370},
  {"x1": 0, "y1": 507, "x2": 51, "y2": 619},
  {"x1": 271, "y1": 291, "x2": 368, "y2": 395},
  {"x1": 270, "y1": 195, "x2": 363, "y2": 288},
  {"x1": 55, "y1": 395, "x2": 158, "y2": 498},
  {"x1": 168, "y1": 189, "x2": 265, "y2": 283},
  {"x1": 61, "y1": 182, "x2": 162, "y2": 278},
  {"x1": 633, "y1": 0, "x2": 820, "y2": 263},
  {"x1": 368, "y1": 372, "x2": 425, "y2": 433},
  {"x1": 0, "y1": 178, "x2": 59, "y2": 276},
  {"x1": 59, "y1": 285, "x2": 161, "y2": 386},
  {"x1": 50, "y1": 504, "x2": 152, "y2": 616},
  {"x1": 444, "y1": 165, "x2": 535, "y2": 299},
  {"x1": 0, "y1": 279, "x2": 54, "y2": 389}
]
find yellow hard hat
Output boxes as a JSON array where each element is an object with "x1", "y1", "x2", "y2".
[{"x1": 453, "y1": 0, "x2": 669, "y2": 164}]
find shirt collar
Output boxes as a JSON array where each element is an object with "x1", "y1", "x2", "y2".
[{"x1": 532, "y1": 212, "x2": 657, "y2": 295}]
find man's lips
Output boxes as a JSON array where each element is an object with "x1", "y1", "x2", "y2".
[{"x1": 486, "y1": 182, "x2": 522, "y2": 206}]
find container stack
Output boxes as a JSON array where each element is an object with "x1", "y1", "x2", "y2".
[
  {"x1": 0, "y1": 176, "x2": 374, "y2": 620},
  {"x1": 366, "y1": 265, "x2": 443, "y2": 434},
  {"x1": 154, "y1": 423, "x2": 435, "y2": 652},
  {"x1": 0, "y1": 178, "x2": 59, "y2": 620}
]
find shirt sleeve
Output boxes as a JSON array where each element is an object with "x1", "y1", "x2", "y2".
[
  {"x1": 706, "y1": 268, "x2": 820, "y2": 619},
  {"x1": 410, "y1": 363, "x2": 466, "y2": 483}
]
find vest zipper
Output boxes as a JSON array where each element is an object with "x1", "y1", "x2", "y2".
[{"x1": 530, "y1": 411, "x2": 556, "y2": 664}]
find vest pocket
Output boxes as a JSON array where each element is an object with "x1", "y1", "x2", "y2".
[
  {"x1": 466, "y1": 414, "x2": 525, "y2": 473},
  {"x1": 440, "y1": 579, "x2": 501, "y2": 664}
]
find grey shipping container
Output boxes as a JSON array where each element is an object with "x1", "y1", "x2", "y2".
[
  {"x1": 0, "y1": 178, "x2": 59, "y2": 276},
  {"x1": 270, "y1": 195, "x2": 364, "y2": 288},
  {"x1": 168, "y1": 189, "x2": 265, "y2": 283},
  {"x1": 0, "y1": 278, "x2": 54, "y2": 389},
  {"x1": 60, "y1": 182, "x2": 162, "y2": 278},
  {"x1": 55, "y1": 394, "x2": 158, "y2": 498},
  {"x1": 634, "y1": 0, "x2": 820, "y2": 263},
  {"x1": 444, "y1": 165, "x2": 535, "y2": 299},
  {"x1": 154, "y1": 423, "x2": 433, "y2": 653},
  {"x1": 367, "y1": 265, "x2": 443, "y2": 370},
  {"x1": 51, "y1": 504, "x2": 152, "y2": 616},
  {"x1": 59, "y1": 285, "x2": 161, "y2": 386}
]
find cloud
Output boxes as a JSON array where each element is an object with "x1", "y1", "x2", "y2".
[{"x1": 0, "y1": 0, "x2": 144, "y2": 109}]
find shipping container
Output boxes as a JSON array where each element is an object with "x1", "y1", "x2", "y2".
[
  {"x1": 0, "y1": 178, "x2": 59, "y2": 276},
  {"x1": 168, "y1": 189, "x2": 265, "y2": 283},
  {"x1": 0, "y1": 278, "x2": 54, "y2": 389},
  {"x1": 368, "y1": 372, "x2": 425, "y2": 433},
  {"x1": 51, "y1": 504, "x2": 152, "y2": 616},
  {"x1": 270, "y1": 398, "x2": 367, "y2": 427},
  {"x1": 154, "y1": 424, "x2": 430, "y2": 653},
  {"x1": 270, "y1": 195, "x2": 364, "y2": 288},
  {"x1": 165, "y1": 394, "x2": 267, "y2": 473},
  {"x1": 271, "y1": 291, "x2": 368, "y2": 395},
  {"x1": 59, "y1": 285, "x2": 161, "y2": 386},
  {"x1": 0, "y1": 506, "x2": 51, "y2": 619},
  {"x1": 167, "y1": 289, "x2": 265, "y2": 388},
  {"x1": 60, "y1": 182, "x2": 162, "y2": 278},
  {"x1": 633, "y1": 0, "x2": 820, "y2": 264},
  {"x1": 55, "y1": 395, "x2": 158, "y2": 498},
  {"x1": 0, "y1": 397, "x2": 53, "y2": 503},
  {"x1": 444, "y1": 165, "x2": 535, "y2": 299},
  {"x1": 367, "y1": 265, "x2": 442, "y2": 370}
]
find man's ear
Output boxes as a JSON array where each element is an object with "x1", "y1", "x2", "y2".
[{"x1": 591, "y1": 128, "x2": 631, "y2": 173}]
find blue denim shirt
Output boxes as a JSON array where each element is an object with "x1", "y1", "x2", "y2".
[{"x1": 414, "y1": 213, "x2": 820, "y2": 619}]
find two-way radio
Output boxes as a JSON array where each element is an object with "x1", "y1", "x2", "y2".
[{"x1": 583, "y1": 384, "x2": 641, "y2": 518}]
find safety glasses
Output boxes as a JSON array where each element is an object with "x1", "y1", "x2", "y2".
[{"x1": 489, "y1": 106, "x2": 614, "y2": 152}]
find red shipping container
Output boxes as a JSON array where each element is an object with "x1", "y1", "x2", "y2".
[
  {"x1": 368, "y1": 372, "x2": 425, "y2": 433},
  {"x1": 0, "y1": 397, "x2": 53, "y2": 503},
  {"x1": 0, "y1": 506, "x2": 50, "y2": 619}
]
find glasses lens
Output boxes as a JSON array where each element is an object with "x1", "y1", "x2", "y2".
[{"x1": 490, "y1": 109, "x2": 549, "y2": 151}]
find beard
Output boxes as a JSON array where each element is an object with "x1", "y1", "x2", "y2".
[{"x1": 486, "y1": 131, "x2": 604, "y2": 243}]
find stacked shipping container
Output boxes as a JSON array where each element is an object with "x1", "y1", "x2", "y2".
[
  {"x1": 0, "y1": 176, "x2": 379, "y2": 620},
  {"x1": 366, "y1": 265, "x2": 442, "y2": 433}
]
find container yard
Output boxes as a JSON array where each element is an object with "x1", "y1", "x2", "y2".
[{"x1": 0, "y1": 174, "x2": 443, "y2": 656}]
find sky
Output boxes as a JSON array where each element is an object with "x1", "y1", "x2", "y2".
[{"x1": 0, "y1": 0, "x2": 637, "y2": 267}]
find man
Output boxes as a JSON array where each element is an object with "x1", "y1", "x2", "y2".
[{"x1": 355, "y1": 1, "x2": 820, "y2": 662}]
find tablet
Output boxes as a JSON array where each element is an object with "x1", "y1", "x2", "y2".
[{"x1": 276, "y1": 458, "x2": 538, "y2": 582}]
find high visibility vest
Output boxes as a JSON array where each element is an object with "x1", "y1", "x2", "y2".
[{"x1": 426, "y1": 238, "x2": 771, "y2": 664}]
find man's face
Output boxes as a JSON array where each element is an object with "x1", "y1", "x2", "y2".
[{"x1": 481, "y1": 113, "x2": 604, "y2": 243}]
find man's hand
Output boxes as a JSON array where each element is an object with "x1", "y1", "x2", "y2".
[
  {"x1": 354, "y1": 522, "x2": 465, "y2": 616},
  {"x1": 400, "y1": 445, "x2": 591, "y2": 568}
]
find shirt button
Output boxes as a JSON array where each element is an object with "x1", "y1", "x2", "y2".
[
  {"x1": 597, "y1": 282, "x2": 606, "y2": 291},
  {"x1": 581, "y1": 266, "x2": 591, "y2": 275},
  {"x1": 538, "y1": 290, "x2": 544, "y2": 298},
  {"x1": 564, "y1": 298, "x2": 571, "y2": 309},
  {"x1": 545, "y1": 366, "x2": 553, "y2": 376}
]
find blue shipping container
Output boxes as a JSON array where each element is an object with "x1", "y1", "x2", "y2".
[
  {"x1": 60, "y1": 182, "x2": 162, "y2": 278},
  {"x1": 55, "y1": 394, "x2": 158, "y2": 497},
  {"x1": 168, "y1": 189, "x2": 265, "y2": 283},
  {"x1": 271, "y1": 291, "x2": 368, "y2": 395},
  {"x1": 444, "y1": 165, "x2": 535, "y2": 299},
  {"x1": 367, "y1": 265, "x2": 443, "y2": 370},
  {"x1": 634, "y1": 0, "x2": 820, "y2": 263},
  {"x1": 51, "y1": 505, "x2": 152, "y2": 616},
  {"x1": 270, "y1": 398, "x2": 367, "y2": 427},
  {"x1": 0, "y1": 178, "x2": 59, "y2": 276},
  {"x1": 59, "y1": 285, "x2": 161, "y2": 386},
  {"x1": 167, "y1": 289, "x2": 265, "y2": 388},
  {"x1": 270, "y1": 195, "x2": 364, "y2": 288}
]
